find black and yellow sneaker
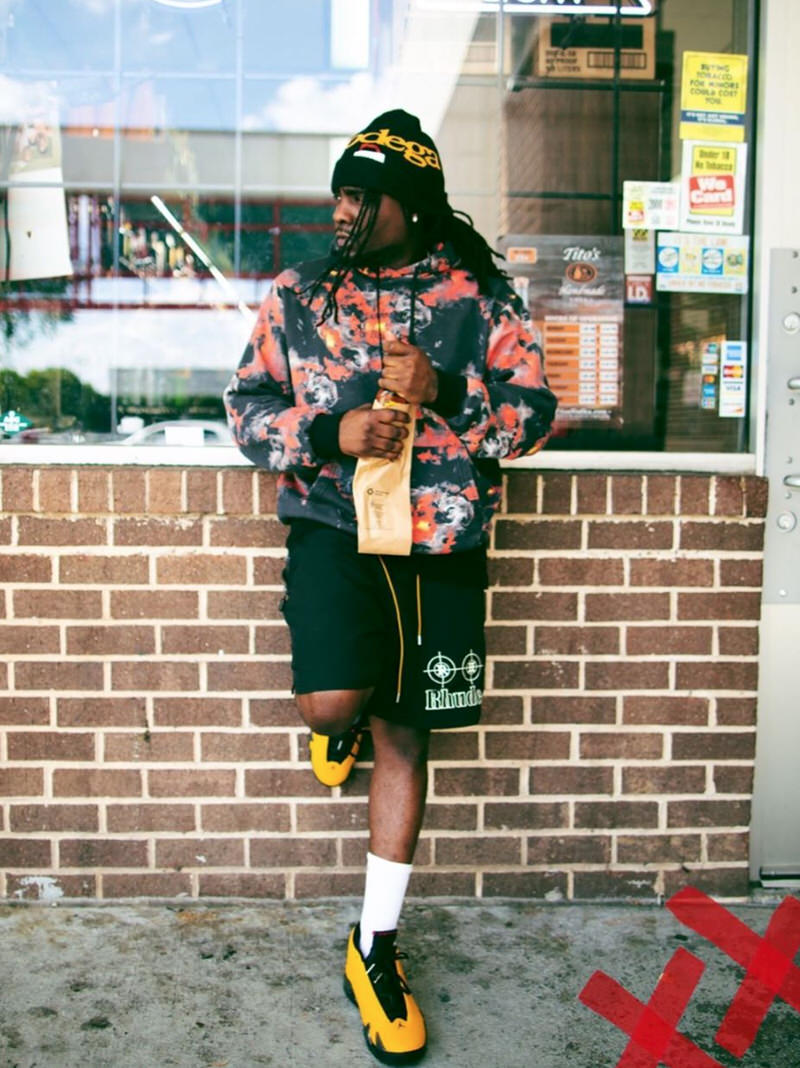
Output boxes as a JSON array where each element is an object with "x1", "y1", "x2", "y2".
[
  {"x1": 343, "y1": 924, "x2": 426, "y2": 1065},
  {"x1": 308, "y1": 725, "x2": 363, "y2": 787}
]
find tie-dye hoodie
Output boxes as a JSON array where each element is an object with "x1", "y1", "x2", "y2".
[{"x1": 224, "y1": 242, "x2": 557, "y2": 554}]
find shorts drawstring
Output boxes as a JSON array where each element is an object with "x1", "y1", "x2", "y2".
[
  {"x1": 378, "y1": 556, "x2": 404, "y2": 703},
  {"x1": 416, "y1": 573, "x2": 422, "y2": 646}
]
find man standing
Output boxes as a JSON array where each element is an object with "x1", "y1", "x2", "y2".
[{"x1": 224, "y1": 109, "x2": 556, "y2": 1064}]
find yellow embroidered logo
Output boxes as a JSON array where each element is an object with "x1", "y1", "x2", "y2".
[{"x1": 346, "y1": 128, "x2": 441, "y2": 171}]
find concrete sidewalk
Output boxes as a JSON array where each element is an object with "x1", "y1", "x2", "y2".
[{"x1": 1, "y1": 898, "x2": 797, "y2": 1068}]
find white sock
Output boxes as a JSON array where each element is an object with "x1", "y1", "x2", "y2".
[{"x1": 358, "y1": 851, "x2": 412, "y2": 959}]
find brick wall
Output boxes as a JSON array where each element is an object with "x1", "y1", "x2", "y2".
[{"x1": 0, "y1": 466, "x2": 767, "y2": 902}]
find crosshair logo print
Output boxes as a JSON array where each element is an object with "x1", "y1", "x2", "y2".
[{"x1": 424, "y1": 650, "x2": 483, "y2": 687}]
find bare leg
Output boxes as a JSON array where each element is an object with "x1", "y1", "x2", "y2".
[
  {"x1": 296, "y1": 688, "x2": 372, "y2": 736},
  {"x1": 367, "y1": 715, "x2": 430, "y2": 863}
]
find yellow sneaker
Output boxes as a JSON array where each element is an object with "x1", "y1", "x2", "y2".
[
  {"x1": 308, "y1": 725, "x2": 363, "y2": 787},
  {"x1": 343, "y1": 925, "x2": 426, "y2": 1065}
]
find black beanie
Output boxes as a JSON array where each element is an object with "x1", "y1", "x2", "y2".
[{"x1": 331, "y1": 109, "x2": 448, "y2": 214}]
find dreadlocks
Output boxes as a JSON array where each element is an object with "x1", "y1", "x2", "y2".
[{"x1": 307, "y1": 190, "x2": 381, "y2": 325}]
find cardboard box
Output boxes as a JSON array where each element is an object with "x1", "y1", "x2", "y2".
[{"x1": 535, "y1": 15, "x2": 656, "y2": 81}]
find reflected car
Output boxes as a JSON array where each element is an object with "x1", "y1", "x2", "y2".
[{"x1": 119, "y1": 420, "x2": 234, "y2": 446}]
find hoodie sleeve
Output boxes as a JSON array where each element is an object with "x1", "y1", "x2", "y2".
[
  {"x1": 438, "y1": 291, "x2": 557, "y2": 460},
  {"x1": 223, "y1": 283, "x2": 327, "y2": 472}
]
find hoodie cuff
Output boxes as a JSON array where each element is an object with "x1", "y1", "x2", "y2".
[
  {"x1": 309, "y1": 413, "x2": 345, "y2": 459},
  {"x1": 430, "y1": 370, "x2": 468, "y2": 418}
]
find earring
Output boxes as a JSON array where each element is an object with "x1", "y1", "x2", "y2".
[{"x1": 411, "y1": 213, "x2": 419, "y2": 224}]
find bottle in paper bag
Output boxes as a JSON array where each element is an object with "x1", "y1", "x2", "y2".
[{"x1": 353, "y1": 389, "x2": 417, "y2": 555}]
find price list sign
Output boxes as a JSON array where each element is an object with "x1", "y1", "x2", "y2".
[{"x1": 544, "y1": 316, "x2": 620, "y2": 411}]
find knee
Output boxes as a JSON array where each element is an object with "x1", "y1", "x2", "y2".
[
  {"x1": 374, "y1": 722, "x2": 430, "y2": 770},
  {"x1": 296, "y1": 689, "x2": 371, "y2": 735}
]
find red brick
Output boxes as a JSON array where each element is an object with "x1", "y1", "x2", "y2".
[
  {"x1": 630, "y1": 558, "x2": 714, "y2": 587},
  {"x1": 114, "y1": 518, "x2": 203, "y2": 546},
  {"x1": 675, "y1": 662, "x2": 759, "y2": 692},
  {"x1": 154, "y1": 698, "x2": 242, "y2": 727},
  {"x1": 484, "y1": 801, "x2": 568, "y2": 829},
  {"x1": 111, "y1": 661, "x2": 200, "y2": 691},
  {"x1": 485, "y1": 730, "x2": 569, "y2": 760},
  {"x1": 245, "y1": 769, "x2": 327, "y2": 797},
  {"x1": 155, "y1": 837, "x2": 245, "y2": 869},
  {"x1": 718, "y1": 626, "x2": 759, "y2": 656},
  {"x1": 0, "y1": 839, "x2": 52, "y2": 867},
  {"x1": 250, "y1": 837, "x2": 338, "y2": 868},
  {"x1": 147, "y1": 469, "x2": 184, "y2": 515},
  {"x1": 294, "y1": 872, "x2": 368, "y2": 897},
  {"x1": 645, "y1": 476, "x2": 678, "y2": 515},
  {"x1": 7, "y1": 731, "x2": 95, "y2": 761},
  {"x1": 681, "y1": 589, "x2": 762, "y2": 622},
  {"x1": 0, "y1": 768, "x2": 45, "y2": 796},
  {"x1": 186, "y1": 469, "x2": 218, "y2": 514},
  {"x1": 533, "y1": 696, "x2": 616, "y2": 724},
  {"x1": 435, "y1": 766, "x2": 520, "y2": 797},
  {"x1": 667, "y1": 800, "x2": 750, "y2": 828},
  {"x1": 252, "y1": 555, "x2": 286, "y2": 586},
  {"x1": 59, "y1": 554, "x2": 150, "y2": 584},
  {"x1": 0, "y1": 554, "x2": 52, "y2": 582},
  {"x1": 255, "y1": 472, "x2": 279, "y2": 513},
  {"x1": 574, "y1": 801, "x2": 659, "y2": 828},
  {"x1": 714, "y1": 766, "x2": 754, "y2": 794},
  {"x1": 716, "y1": 698, "x2": 756, "y2": 726},
  {"x1": 623, "y1": 696, "x2": 709, "y2": 726},
  {"x1": 706, "y1": 832, "x2": 749, "y2": 861},
  {"x1": 221, "y1": 469, "x2": 254, "y2": 514},
  {"x1": 0, "y1": 625, "x2": 60, "y2": 654},
  {"x1": 2, "y1": 469, "x2": 34, "y2": 510},
  {"x1": 672, "y1": 731, "x2": 756, "y2": 760},
  {"x1": 52, "y1": 769, "x2": 142, "y2": 797},
  {"x1": 106, "y1": 803, "x2": 196, "y2": 832},
  {"x1": 38, "y1": 469, "x2": 73, "y2": 513},
  {"x1": 202, "y1": 732, "x2": 291, "y2": 762},
  {"x1": 58, "y1": 698, "x2": 146, "y2": 728},
  {"x1": 531, "y1": 766, "x2": 613, "y2": 794},
  {"x1": 112, "y1": 469, "x2": 146, "y2": 513},
  {"x1": 201, "y1": 803, "x2": 290, "y2": 833},
  {"x1": 491, "y1": 590, "x2": 578, "y2": 622},
  {"x1": 493, "y1": 660, "x2": 580, "y2": 690},
  {"x1": 482, "y1": 871, "x2": 566, "y2": 898},
  {"x1": 60, "y1": 839, "x2": 148, "y2": 867},
  {"x1": 6, "y1": 873, "x2": 97, "y2": 899},
  {"x1": 17, "y1": 516, "x2": 106, "y2": 546},
  {"x1": 149, "y1": 769, "x2": 236, "y2": 797},
  {"x1": 66, "y1": 626, "x2": 155, "y2": 656},
  {"x1": 10, "y1": 804, "x2": 99, "y2": 832},
  {"x1": 0, "y1": 518, "x2": 11, "y2": 544},
  {"x1": 541, "y1": 473, "x2": 573, "y2": 514},
  {"x1": 13, "y1": 589, "x2": 102, "y2": 619},
  {"x1": 161, "y1": 625, "x2": 250, "y2": 655},
  {"x1": 586, "y1": 593, "x2": 670, "y2": 622},
  {"x1": 209, "y1": 517, "x2": 285, "y2": 548},
  {"x1": 662, "y1": 868, "x2": 750, "y2": 897},
  {"x1": 587, "y1": 522, "x2": 674, "y2": 550},
  {"x1": 485, "y1": 625, "x2": 527, "y2": 655},
  {"x1": 481, "y1": 695, "x2": 525, "y2": 724},
  {"x1": 617, "y1": 834, "x2": 701, "y2": 863},
  {"x1": 488, "y1": 557, "x2": 534, "y2": 587},
  {"x1": 580, "y1": 732, "x2": 663, "y2": 759},
  {"x1": 109, "y1": 589, "x2": 199, "y2": 619},
  {"x1": 627, "y1": 626, "x2": 712, "y2": 655},
  {"x1": 423, "y1": 803, "x2": 478, "y2": 830},
  {"x1": 295, "y1": 802, "x2": 368, "y2": 833},
  {"x1": 574, "y1": 872, "x2": 659, "y2": 899},
  {"x1": 740, "y1": 476, "x2": 769, "y2": 517},
  {"x1": 77, "y1": 469, "x2": 111, "y2": 512},
  {"x1": 199, "y1": 873, "x2": 285, "y2": 898},
  {"x1": 538, "y1": 558, "x2": 625, "y2": 586},
  {"x1": 611, "y1": 475, "x2": 644, "y2": 515},
  {"x1": 622, "y1": 766, "x2": 706, "y2": 794},
  {"x1": 0, "y1": 697, "x2": 50, "y2": 726},
  {"x1": 207, "y1": 590, "x2": 284, "y2": 619},
  {"x1": 253, "y1": 625, "x2": 292, "y2": 655},
  {"x1": 528, "y1": 835, "x2": 611, "y2": 864},
  {"x1": 250, "y1": 698, "x2": 299, "y2": 727},
  {"x1": 103, "y1": 873, "x2": 193, "y2": 898},
  {"x1": 437, "y1": 835, "x2": 522, "y2": 865},
  {"x1": 719, "y1": 559, "x2": 763, "y2": 587},
  {"x1": 428, "y1": 732, "x2": 479, "y2": 761},
  {"x1": 584, "y1": 661, "x2": 669, "y2": 690},
  {"x1": 575, "y1": 474, "x2": 607, "y2": 514},
  {"x1": 208, "y1": 660, "x2": 292, "y2": 692},
  {"x1": 104, "y1": 732, "x2": 194, "y2": 762},
  {"x1": 680, "y1": 477, "x2": 711, "y2": 515},
  {"x1": 494, "y1": 520, "x2": 581, "y2": 550},
  {"x1": 713, "y1": 476, "x2": 745, "y2": 517},
  {"x1": 680, "y1": 521, "x2": 764, "y2": 551},
  {"x1": 156, "y1": 554, "x2": 247, "y2": 585}
]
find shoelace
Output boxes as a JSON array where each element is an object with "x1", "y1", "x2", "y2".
[{"x1": 365, "y1": 946, "x2": 410, "y2": 1022}]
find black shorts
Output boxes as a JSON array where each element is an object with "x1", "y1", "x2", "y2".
[{"x1": 280, "y1": 521, "x2": 487, "y2": 730}]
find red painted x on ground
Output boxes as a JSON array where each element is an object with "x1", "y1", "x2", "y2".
[
  {"x1": 667, "y1": 886, "x2": 800, "y2": 1057},
  {"x1": 579, "y1": 945, "x2": 724, "y2": 1068}
]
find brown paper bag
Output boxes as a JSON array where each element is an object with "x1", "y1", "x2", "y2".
[{"x1": 353, "y1": 390, "x2": 417, "y2": 555}]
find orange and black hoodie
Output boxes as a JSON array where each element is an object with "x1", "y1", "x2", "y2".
[{"x1": 224, "y1": 242, "x2": 557, "y2": 555}]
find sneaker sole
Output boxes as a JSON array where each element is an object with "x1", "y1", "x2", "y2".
[{"x1": 343, "y1": 976, "x2": 427, "y2": 1066}]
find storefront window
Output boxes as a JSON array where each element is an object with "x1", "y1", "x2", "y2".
[{"x1": 0, "y1": 0, "x2": 758, "y2": 454}]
